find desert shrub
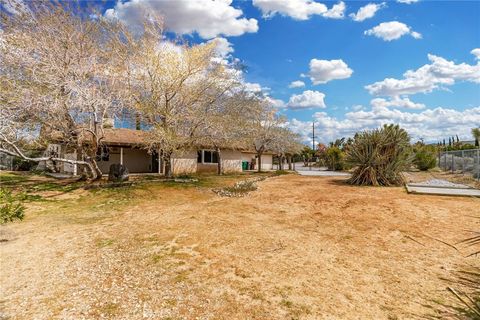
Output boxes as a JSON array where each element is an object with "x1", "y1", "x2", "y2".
[
  {"x1": 274, "y1": 170, "x2": 290, "y2": 176},
  {"x1": 0, "y1": 188, "x2": 25, "y2": 224},
  {"x1": 12, "y1": 158, "x2": 37, "y2": 171},
  {"x1": 324, "y1": 147, "x2": 345, "y2": 171},
  {"x1": 346, "y1": 124, "x2": 412, "y2": 186},
  {"x1": 414, "y1": 147, "x2": 437, "y2": 171},
  {"x1": 213, "y1": 176, "x2": 268, "y2": 197}
]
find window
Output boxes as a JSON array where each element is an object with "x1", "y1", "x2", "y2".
[
  {"x1": 96, "y1": 145, "x2": 110, "y2": 161},
  {"x1": 197, "y1": 150, "x2": 218, "y2": 164}
]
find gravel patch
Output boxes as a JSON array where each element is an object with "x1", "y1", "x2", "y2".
[{"x1": 408, "y1": 179, "x2": 470, "y2": 189}]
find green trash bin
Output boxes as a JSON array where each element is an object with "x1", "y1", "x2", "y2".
[{"x1": 242, "y1": 161, "x2": 248, "y2": 171}]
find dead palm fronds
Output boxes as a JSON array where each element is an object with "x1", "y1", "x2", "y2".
[
  {"x1": 459, "y1": 232, "x2": 480, "y2": 257},
  {"x1": 432, "y1": 228, "x2": 480, "y2": 319}
]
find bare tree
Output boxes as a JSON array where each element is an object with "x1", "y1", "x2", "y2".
[
  {"x1": 0, "y1": 2, "x2": 127, "y2": 179},
  {"x1": 243, "y1": 98, "x2": 287, "y2": 172},
  {"x1": 270, "y1": 128, "x2": 303, "y2": 170},
  {"x1": 197, "y1": 91, "x2": 256, "y2": 175},
  {"x1": 121, "y1": 20, "x2": 238, "y2": 177}
]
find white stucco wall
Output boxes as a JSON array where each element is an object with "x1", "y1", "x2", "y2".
[
  {"x1": 171, "y1": 150, "x2": 197, "y2": 175},
  {"x1": 63, "y1": 151, "x2": 77, "y2": 174},
  {"x1": 240, "y1": 152, "x2": 273, "y2": 170},
  {"x1": 196, "y1": 149, "x2": 243, "y2": 173},
  {"x1": 220, "y1": 149, "x2": 242, "y2": 173}
]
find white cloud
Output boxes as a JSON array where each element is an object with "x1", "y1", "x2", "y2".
[
  {"x1": 397, "y1": 0, "x2": 419, "y2": 4},
  {"x1": 305, "y1": 58, "x2": 353, "y2": 84},
  {"x1": 243, "y1": 82, "x2": 264, "y2": 93},
  {"x1": 208, "y1": 37, "x2": 234, "y2": 59},
  {"x1": 288, "y1": 106, "x2": 480, "y2": 144},
  {"x1": 288, "y1": 80, "x2": 305, "y2": 88},
  {"x1": 349, "y1": 2, "x2": 386, "y2": 22},
  {"x1": 104, "y1": 0, "x2": 258, "y2": 39},
  {"x1": 370, "y1": 97, "x2": 425, "y2": 109},
  {"x1": 471, "y1": 48, "x2": 480, "y2": 60},
  {"x1": 322, "y1": 1, "x2": 346, "y2": 19},
  {"x1": 364, "y1": 21, "x2": 421, "y2": 41},
  {"x1": 252, "y1": 0, "x2": 345, "y2": 20},
  {"x1": 265, "y1": 96, "x2": 286, "y2": 109},
  {"x1": 287, "y1": 90, "x2": 326, "y2": 109},
  {"x1": 252, "y1": 0, "x2": 326, "y2": 20},
  {"x1": 410, "y1": 31, "x2": 422, "y2": 39},
  {"x1": 365, "y1": 51, "x2": 480, "y2": 96}
]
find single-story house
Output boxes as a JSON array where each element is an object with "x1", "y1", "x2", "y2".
[{"x1": 44, "y1": 128, "x2": 273, "y2": 175}]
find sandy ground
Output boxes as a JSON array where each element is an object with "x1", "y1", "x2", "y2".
[{"x1": 1, "y1": 173, "x2": 479, "y2": 319}]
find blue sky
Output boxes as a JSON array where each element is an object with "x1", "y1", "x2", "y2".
[
  {"x1": 56, "y1": 0, "x2": 480, "y2": 143},
  {"x1": 234, "y1": 1, "x2": 480, "y2": 114}
]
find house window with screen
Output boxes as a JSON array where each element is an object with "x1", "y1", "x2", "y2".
[
  {"x1": 197, "y1": 150, "x2": 218, "y2": 164},
  {"x1": 96, "y1": 145, "x2": 110, "y2": 161}
]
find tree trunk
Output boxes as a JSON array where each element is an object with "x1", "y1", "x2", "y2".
[
  {"x1": 279, "y1": 155, "x2": 284, "y2": 170},
  {"x1": 164, "y1": 154, "x2": 173, "y2": 177},
  {"x1": 288, "y1": 155, "x2": 292, "y2": 170},
  {"x1": 257, "y1": 152, "x2": 263, "y2": 172},
  {"x1": 81, "y1": 146, "x2": 102, "y2": 180},
  {"x1": 89, "y1": 158, "x2": 102, "y2": 180},
  {"x1": 216, "y1": 147, "x2": 222, "y2": 175},
  {"x1": 0, "y1": 144, "x2": 98, "y2": 180}
]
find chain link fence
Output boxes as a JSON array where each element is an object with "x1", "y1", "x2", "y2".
[{"x1": 438, "y1": 149, "x2": 480, "y2": 180}]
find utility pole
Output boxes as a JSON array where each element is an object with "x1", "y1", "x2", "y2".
[
  {"x1": 312, "y1": 121, "x2": 315, "y2": 152},
  {"x1": 310, "y1": 121, "x2": 317, "y2": 170}
]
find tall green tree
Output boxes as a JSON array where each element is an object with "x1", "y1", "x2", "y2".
[{"x1": 472, "y1": 128, "x2": 480, "y2": 147}]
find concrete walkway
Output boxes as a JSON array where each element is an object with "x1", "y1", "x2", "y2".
[
  {"x1": 406, "y1": 179, "x2": 480, "y2": 197},
  {"x1": 295, "y1": 163, "x2": 351, "y2": 177},
  {"x1": 406, "y1": 185, "x2": 480, "y2": 197},
  {"x1": 297, "y1": 170, "x2": 351, "y2": 177}
]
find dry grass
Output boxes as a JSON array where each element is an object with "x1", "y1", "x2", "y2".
[{"x1": 0, "y1": 172, "x2": 479, "y2": 319}]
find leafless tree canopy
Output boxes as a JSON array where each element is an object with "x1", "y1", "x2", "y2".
[{"x1": 0, "y1": 2, "x2": 303, "y2": 179}]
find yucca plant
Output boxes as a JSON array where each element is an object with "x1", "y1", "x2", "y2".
[{"x1": 346, "y1": 124, "x2": 412, "y2": 186}]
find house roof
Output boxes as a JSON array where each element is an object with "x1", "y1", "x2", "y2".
[
  {"x1": 99, "y1": 128, "x2": 274, "y2": 154},
  {"x1": 101, "y1": 128, "x2": 149, "y2": 146}
]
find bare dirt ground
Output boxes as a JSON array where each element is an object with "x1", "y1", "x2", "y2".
[{"x1": 1, "y1": 173, "x2": 479, "y2": 319}]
